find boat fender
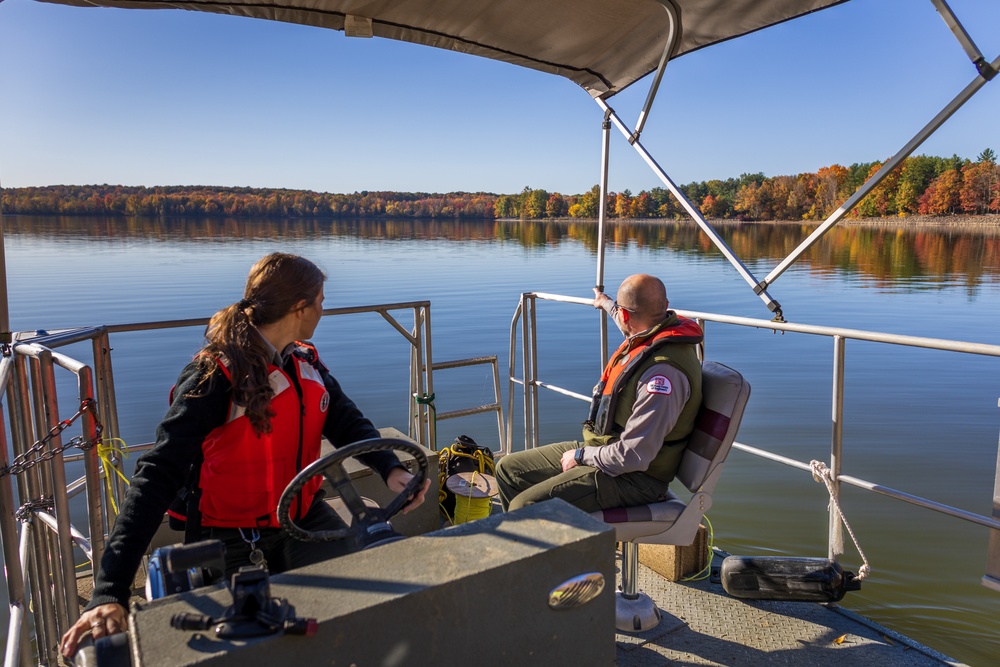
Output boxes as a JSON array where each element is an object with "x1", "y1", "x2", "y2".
[{"x1": 720, "y1": 555, "x2": 862, "y2": 602}]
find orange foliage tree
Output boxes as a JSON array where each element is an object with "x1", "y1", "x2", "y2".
[
  {"x1": 918, "y1": 169, "x2": 962, "y2": 215},
  {"x1": 959, "y1": 161, "x2": 1000, "y2": 214},
  {"x1": 807, "y1": 164, "x2": 849, "y2": 220}
]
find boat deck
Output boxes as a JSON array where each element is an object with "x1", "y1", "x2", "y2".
[
  {"x1": 616, "y1": 553, "x2": 965, "y2": 667},
  {"x1": 67, "y1": 540, "x2": 966, "y2": 666}
]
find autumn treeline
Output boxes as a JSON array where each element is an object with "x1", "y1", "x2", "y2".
[
  {"x1": 3, "y1": 150, "x2": 998, "y2": 221},
  {"x1": 496, "y1": 150, "x2": 1000, "y2": 221},
  {"x1": 0, "y1": 185, "x2": 496, "y2": 220}
]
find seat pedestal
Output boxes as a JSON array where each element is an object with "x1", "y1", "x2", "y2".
[
  {"x1": 617, "y1": 541, "x2": 662, "y2": 632},
  {"x1": 615, "y1": 591, "x2": 661, "y2": 632}
]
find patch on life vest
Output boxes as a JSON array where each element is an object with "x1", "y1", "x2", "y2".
[
  {"x1": 319, "y1": 391, "x2": 330, "y2": 413},
  {"x1": 645, "y1": 375, "x2": 672, "y2": 395}
]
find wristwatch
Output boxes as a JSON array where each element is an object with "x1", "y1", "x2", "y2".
[{"x1": 574, "y1": 448, "x2": 586, "y2": 466}]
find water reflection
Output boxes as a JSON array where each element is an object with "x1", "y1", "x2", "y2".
[
  {"x1": 3, "y1": 213, "x2": 999, "y2": 665},
  {"x1": 8, "y1": 215, "x2": 998, "y2": 292}
]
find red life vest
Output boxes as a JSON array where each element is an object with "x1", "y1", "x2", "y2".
[
  {"x1": 587, "y1": 314, "x2": 703, "y2": 437},
  {"x1": 169, "y1": 343, "x2": 330, "y2": 529}
]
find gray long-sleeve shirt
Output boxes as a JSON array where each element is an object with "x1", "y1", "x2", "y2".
[{"x1": 581, "y1": 362, "x2": 691, "y2": 476}]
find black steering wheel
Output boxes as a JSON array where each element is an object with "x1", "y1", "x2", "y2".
[{"x1": 278, "y1": 437, "x2": 428, "y2": 546}]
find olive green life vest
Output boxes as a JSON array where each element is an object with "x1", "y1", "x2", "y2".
[{"x1": 582, "y1": 313, "x2": 703, "y2": 482}]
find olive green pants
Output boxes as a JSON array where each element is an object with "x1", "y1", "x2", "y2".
[{"x1": 495, "y1": 441, "x2": 671, "y2": 513}]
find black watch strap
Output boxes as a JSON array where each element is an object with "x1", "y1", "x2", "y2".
[{"x1": 574, "y1": 448, "x2": 585, "y2": 465}]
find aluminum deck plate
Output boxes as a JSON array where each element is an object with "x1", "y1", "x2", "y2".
[{"x1": 615, "y1": 557, "x2": 965, "y2": 667}]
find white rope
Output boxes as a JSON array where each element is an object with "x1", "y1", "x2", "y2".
[{"x1": 810, "y1": 460, "x2": 871, "y2": 581}]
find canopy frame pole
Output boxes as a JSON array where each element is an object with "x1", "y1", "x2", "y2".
[
  {"x1": 631, "y1": 0, "x2": 680, "y2": 143},
  {"x1": 595, "y1": 98, "x2": 783, "y2": 318},
  {"x1": 930, "y1": 0, "x2": 997, "y2": 80},
  {"x1": 596, "y1": 109, "x2": 612, "y2": 368},
  {"x1": 0, "y1": 190, "x2": 9, "y2": 349},
  {"x1": 760, "y1": 50, "x2": 1000, "y2": 291}
]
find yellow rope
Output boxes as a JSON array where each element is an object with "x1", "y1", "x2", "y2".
[
  {"x1": 97, "y1": 437, "x2": 130, "y2": 516},
  {"x1": 452, "y1": 470, "x2": 493, "y2": 524},
  {"x1": 681, "y1": 514, "x2": 715, "y2": 582},
  {"x1": 438, "y1": 445, "x2": 496, "y2": 525}
]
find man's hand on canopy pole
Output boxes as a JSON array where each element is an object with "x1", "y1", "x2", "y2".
[{"x1": 593, "y1": 288, "x2": 613, "y2": 313}]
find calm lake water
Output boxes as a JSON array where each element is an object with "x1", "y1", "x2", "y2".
[{"x1": 4, "y1": 215, "x2": 1000, "y2": 664}]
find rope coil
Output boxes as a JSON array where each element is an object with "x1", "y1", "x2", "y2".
[
  {"x1": 438, "y1": 436, "x2": 496, "y2": 525},
  {"x1": 810, "y1": 460, "x2": 871, "y2": 581},
  {"x1": 451, "y1": 471, "x2": 493, "y2": 524}
]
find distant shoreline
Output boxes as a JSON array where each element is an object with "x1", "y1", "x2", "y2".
[
  {"x1": 7, "y1": 211, "x2": 1000, "y2": 229},
  {"x1": 736, "y1": 214, "x2": 1000, "y2": 228},
  {"x1": 537, "y1": 214, "x2": 1000, "y2": 229},
  {"x1": 829, "y1": 214, "x2": 1000, "y2": 228}
]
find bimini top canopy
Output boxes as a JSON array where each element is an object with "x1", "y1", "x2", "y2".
[{"x1": 37, "y1": 0, "x2": 846, "y2": 97}]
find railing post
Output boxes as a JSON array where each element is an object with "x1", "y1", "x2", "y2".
[
  {"x1": 408, "y1": 305, "x2": 430, "y2": 448},
  {"x1": 78, "y1": 366, "x2": 106, "y2": 572},
  {"x1": 21, "y1": 355, "x2": 59, "y2": 664},
  {"x1": 829, "y1": 336, "x2": 846, "y2": 561},
  {"x1": 490, "y1": 357, "x2": 507, "y2": 453},
  {"x1": 984, "y1": 398, "x2": 1000, "y2": 592},
  {"x1": 423, "y1": 304, "x2": 436, "y2": 451},
  {"x1": 528, "y1": 295, "x2": 540, "y2": 450},
  {"x1": 9, "y1": 354, "x2": 52, "y2": 667},
  {"x1": 8, "y1": 516, "x2": 34, "y2": 667},
  {"x1": 34, "y1": 350, "x2": 76, "y2": 656},
  {"x1": 92, "y1": 331, "x2": 127, "y2": 509},
  {"x1": 0, "y1": 360, "x2": 29, "y2": 667},
  {"x1": 409, "y1": 326, "x2": 422, "y2": 446},
  {"x1": 506, "y1": 299, "x2": 525, "y2": 456},
  {"x1": 520, "y1": 294, "x2": 532, "y2": 451}
]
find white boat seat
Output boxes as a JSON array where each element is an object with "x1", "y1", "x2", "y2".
[{"x1": 591, "y1": 360, "x2": 751, "y2": 632}]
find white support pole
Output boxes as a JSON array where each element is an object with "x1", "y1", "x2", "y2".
[
  {"x1": 0, "y1": 192, "x2": 9, "y2": 348},
  {"x1": 596, "y1": 110, "x2": 612, "y2": 368},
  {"x1": 984, "y1": 398, "x2": 1000, "y2": 592},
  {"x1": 829, "y1": 336, "x2": 846, "y2": 561}
]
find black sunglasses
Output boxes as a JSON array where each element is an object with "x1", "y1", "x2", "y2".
[{"x1": 611, "y1": 300, "x2": 637, "y2": 317}]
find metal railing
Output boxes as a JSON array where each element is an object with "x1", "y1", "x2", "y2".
[
  {"x1": 430, "y1": 356, "x2": 506, "y2": 453},
  {"x1": 507, "y1": 291, "x2": 1000, "y2": 589},
  {"x1": 0, "y1": 300, "x2": 509, "y2": 666}
]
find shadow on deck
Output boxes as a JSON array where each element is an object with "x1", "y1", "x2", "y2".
[{"x1": 616, "y1": 556, "x2": 965, "y2": 667}]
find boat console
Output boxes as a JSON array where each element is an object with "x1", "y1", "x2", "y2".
[{"x1": 74, "y1": 498, "x2": 614, "y2": 667}]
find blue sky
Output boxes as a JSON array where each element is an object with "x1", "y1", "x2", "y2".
[{"x1": 1, "y1": 0, "x2": 999, "y2": 196}]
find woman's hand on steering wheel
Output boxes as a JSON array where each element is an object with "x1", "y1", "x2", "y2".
[
  {"x1": 386, "y1": 467, "x2": 431, "y2": 514},
  {"x1": 279, "y1": 437, "x2": 429, "y2": 543}
]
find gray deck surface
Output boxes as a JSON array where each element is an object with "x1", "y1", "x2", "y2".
[
  {"x1": 70, "y1": 550, "x2": 966, "y2": 667},
  {"x1": 615, "y1": 557, "x2": 966, "y2": 667}
]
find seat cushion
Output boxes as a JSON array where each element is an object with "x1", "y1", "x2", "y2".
[{"x1": 590, "y1": 492, "x2": 687, "y2": 541}]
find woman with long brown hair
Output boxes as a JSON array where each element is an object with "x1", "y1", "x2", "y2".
[{"x1": 62, "y1": 253, "x2": 429, "y2": 657}]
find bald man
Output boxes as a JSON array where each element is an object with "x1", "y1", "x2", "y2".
[{"x1": 495, "y1": 274, "x2": 703, "y2": 513}]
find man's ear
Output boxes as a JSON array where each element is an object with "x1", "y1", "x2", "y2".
[{"x1": 292, "y1": 299, "x2": 309, "y2": 315}]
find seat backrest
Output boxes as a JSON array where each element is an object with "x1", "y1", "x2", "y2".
[{"x1": 675, "y1": 361, "x2": 751, "y2": 494}]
